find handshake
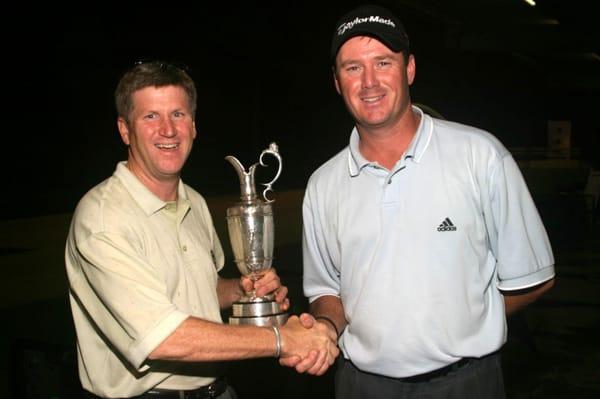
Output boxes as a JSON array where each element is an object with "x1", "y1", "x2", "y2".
[
  {"x1": 241, "y1": 270, "x2": 340, "y2": 376},
  {"x1": 276, "y1": 313, "x2": 340, "y2": 376}
]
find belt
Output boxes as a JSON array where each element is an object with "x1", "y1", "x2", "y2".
[
  {"x1": 395, "y1": 358, "x2": 471, "y2": 383},
  {"x1": 138, "y1": 377, "x2": 227, "y2": 399},
  {"x1": 84, "y1": 376, "x2": 228, "y2": 399}
]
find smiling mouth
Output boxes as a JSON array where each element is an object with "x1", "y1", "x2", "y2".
[
  {"x1": 362, "y1": 95, "x2": 385, "y2": 103},
  {"x1": 155, "y1": 143, "x2": 179, "y2": 149}
]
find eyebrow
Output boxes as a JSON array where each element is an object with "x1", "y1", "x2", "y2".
[
  {"x1": 339, "y1": 54, "x2": 395, "y2": 68},
  {"x1": 339, "y1": 59, "x2": 360, "y2": 68}
]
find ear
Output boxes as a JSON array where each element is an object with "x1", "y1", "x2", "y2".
[
  {"x1": 407, "y1": 54, "x2": 416, "y2": 86},
  {"x1": 192, "y1": 120, "x2": 197, "y2": 140},
  {"x1": 333, "y1": 68, "x2": 341, "y2": 95},
  {"x1": 117, "y1": 117, "x2": 130, "y2": 145}
]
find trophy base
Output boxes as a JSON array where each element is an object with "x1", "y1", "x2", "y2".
[
  {"x1": 229, "y1": 313, "x2": 288, "y2": 326},
  {"x1": 229, "y1": 299, "x2": 288, "y2": 326}
]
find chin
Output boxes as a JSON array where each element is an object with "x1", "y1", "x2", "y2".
[
  {"x1": 357, "y1": 110, "x2": 389, "y2": 123},
  {"x1": 361, "y1": 117, "x2": 390, "y2": 127},
  {"x1": 157, "y1": 162, "x2": 185, "y2": 176}
]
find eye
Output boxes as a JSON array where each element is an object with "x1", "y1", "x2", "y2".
[
  {"x1": 345, "y1": 65, "x2": 361, "y2": 73},
  {"x1": 377, "y1": 60, "x2": 391, "y2": 68},
  {"x1": 173, "y1": 111, "x2": 185, "y2": 118},
  {"x1": 144, "y1": 112, "x2": 157, "y2": 120}
]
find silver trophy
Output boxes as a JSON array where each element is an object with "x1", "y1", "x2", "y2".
[{"x1": 226, "y1": 143, "x2": 288, "y2": 326}]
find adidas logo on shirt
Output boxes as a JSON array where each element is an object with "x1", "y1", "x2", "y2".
[{"x1": 437, "y1": 217, "x2": 457, "y2": 232}]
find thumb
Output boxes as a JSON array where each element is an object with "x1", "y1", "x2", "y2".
[
  {"x1": 240, "y1": 276, "x2": 254, "y2": 292},
  {"x1": 299, "y1": 312, "x2": 315, "y2": 328}
]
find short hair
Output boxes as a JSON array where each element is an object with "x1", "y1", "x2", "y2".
[{"x1": 114, "y1": 61, "x2": 197, "y2": 122}]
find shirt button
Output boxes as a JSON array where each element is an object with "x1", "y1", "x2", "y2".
[{"x1": 182, "y1": 245, "x2": 187, "y2": 252}]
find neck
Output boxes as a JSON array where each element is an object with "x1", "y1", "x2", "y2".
[
  {"x1": 357, "y1": 107, "x2": 421, "y2": 170},
  {"x1": 126, "y1": 161, "x2": 179, "y2": 202}
]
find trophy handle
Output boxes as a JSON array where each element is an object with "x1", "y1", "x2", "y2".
[{"x1": 259, "y1": 142, "x2": 282, "y2": 203}]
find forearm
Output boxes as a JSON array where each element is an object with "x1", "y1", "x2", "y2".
[
  {"x1": 309, "y1": 295, "x2": 347, "y2": 337},
  {"x1": 150, "y1": 314, "x2": 337, "y2": 364},
  {"x1": 149, "y1": 316, "x2": 276, "y2": 361},
  {"x1": 216, "y1": 277, "x2": 243, "y2": 310},
  {"x1": 502, "y1": 278, "x2": 554, "y2": 316}
]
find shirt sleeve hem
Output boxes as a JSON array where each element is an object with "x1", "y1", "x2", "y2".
[
  {"x1": 497, "y1": 264, "x2": 555, "y2": 291},
  {"x1": 308, "y1": 292, "x2": 341, "y2": 304},
  {"x1": 128, "y1": 309, "x2": 189, "y2": 369}
]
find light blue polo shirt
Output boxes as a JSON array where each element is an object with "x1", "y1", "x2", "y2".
[{"x1": 302, "y1": 106, "x2": 555, "y2": 378}]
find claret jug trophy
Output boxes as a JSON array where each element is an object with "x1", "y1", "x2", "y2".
[{"x1": 225, "y1": 143, "x2": 288, "y2": 326}]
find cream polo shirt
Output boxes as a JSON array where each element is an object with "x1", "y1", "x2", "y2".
[
  {"x1": 65, "y1": 162, "x2": 225, "y2": 397},
  {"x1": 303, "y1": 107, "x2": 555, "y2": 378}
]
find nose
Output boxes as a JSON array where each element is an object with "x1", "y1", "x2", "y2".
[
  {"x1": 362, "y1": 65, "x2": 379, "y2": 89},
  {"x1": 159, "y1": 117, "x2": 177, "y2": 137}
]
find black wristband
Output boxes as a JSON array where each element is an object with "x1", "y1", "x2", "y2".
[{"x1": 314, "y1": 315, "x2": 340, "y2": 338}]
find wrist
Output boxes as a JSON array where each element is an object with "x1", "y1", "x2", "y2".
[{"x1": 270, "y1": 325, "x2": 281, "y2": 358}]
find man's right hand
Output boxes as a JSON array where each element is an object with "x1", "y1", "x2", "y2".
[{"x1": 278, "y1": 313, "x2": 339, "y2": 375}]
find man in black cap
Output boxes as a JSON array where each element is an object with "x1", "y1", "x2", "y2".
[{"x1": 287, "y1": 4, "x2": 556, "y2": 398}]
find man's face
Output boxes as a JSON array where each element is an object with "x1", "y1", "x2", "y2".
[
  {"x1": 117, "y1": 85, "x2": 196, "y2": 184},
  {"x1": 334, "y1": 36, "x2": 415, "y2": 130}
]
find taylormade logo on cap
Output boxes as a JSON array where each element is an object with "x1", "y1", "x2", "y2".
[
  {"x1": 337, "y1": 15, "x2": 396, "y2": 36},
  {"x1": 330, "y1": 5, "x2": 409, "y2": 62}
]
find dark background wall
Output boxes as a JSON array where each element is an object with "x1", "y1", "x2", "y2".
[{"x1": 2, "y1": 0, "x2": 599, "y2": 220}]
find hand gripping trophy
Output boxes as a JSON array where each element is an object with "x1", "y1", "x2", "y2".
[{"x1": 225, "y1": 143, "x2": 288, "y2": 326}]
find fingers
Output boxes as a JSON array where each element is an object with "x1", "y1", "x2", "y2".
[
  {"x1": 279, "y1": 355, "x2": 302, "y2": 368},
  {"x1": 315, "y1": 349, "x2": 336, "y2": 376},
  {"x1": 252, "y1": 269, "x2": 279, "y2": 293},
  {"x1": 311, "y1": 342, "x2": 340, "y2": 376},
  {"x1": 327, "y1": 344, "x2": 340, "y2": 367},
  {"x1": 273, "y1": 286, "x2": 289, "y2": 306},
  {"x1": 251, "y1": 269, "x2": 290, "y2": 308},
  {"x1": 306, "y1": 349, "x2": 328, "y2": 375},
  {"x1": 239, "y1": 276, "x2": 254, "y2": 293},
  {"x1": 294, "y1": 350, "x2": 320, "y2": 373},
  {"x1": 299, "y1": 312, "x2": 315, "y2": 328},
  {"x1": 278, "y1": 313, "x2": 340, "y2": 375},
  {"x1": 280, "y1": 297, "x2": 290, "y2": 311},
  {"x1": 295, "y1": 346, "x2": 338, "y2": 376}
]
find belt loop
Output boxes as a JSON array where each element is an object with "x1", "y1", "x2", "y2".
[{"x1": 179, "y1": 391, "x2": 184, "y2": 399}]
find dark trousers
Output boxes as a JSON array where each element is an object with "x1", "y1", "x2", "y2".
[{"x1": 335, "y1": 352, "x2": 505, "y2": 399}]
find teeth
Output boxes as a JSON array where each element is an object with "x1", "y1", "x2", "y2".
[
  {"x1": 363, "y1": 95, "x2": 384, "y2": 103},
  {"x1": 156, "y1": 143, "x2": 178, "y2": 149}
]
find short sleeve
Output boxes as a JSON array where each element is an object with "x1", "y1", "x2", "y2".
[
  {"x1": 302, "y1": 183, "x2": 342, "y2": 302},
  {"x1": 488, "y1": 154, "x2": 555, "y2": 290},
  {"x1": 73, "y1": 232, "x2": 189, "y2": 369}
]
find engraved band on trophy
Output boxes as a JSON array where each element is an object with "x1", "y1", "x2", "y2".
[{"x1": 225, "y1": 142, "x2": 288, "y2": 326}]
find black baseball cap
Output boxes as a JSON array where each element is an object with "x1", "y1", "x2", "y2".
[{"x1": 331, "y1": 4, "x2": 410, "y2": 62}]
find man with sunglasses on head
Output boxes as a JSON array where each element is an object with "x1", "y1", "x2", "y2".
[
  {"x1": 286, "y1": 4, "x2": 555, "y2": 398},
  {"x1": 65, "y1": 61, "x2": 338, "y2": 398}
]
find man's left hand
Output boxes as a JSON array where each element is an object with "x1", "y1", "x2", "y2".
[{"x1": 240, "y1": 268, "x2": 290, "y2": 311}]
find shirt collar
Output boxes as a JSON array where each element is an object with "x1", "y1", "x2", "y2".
[
  {"x1": 347, "y1": 105, "x2": 433, "y2": 177},
  {"x1": 114, "y1": 161, "x2": 190, "y2": 216}
]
